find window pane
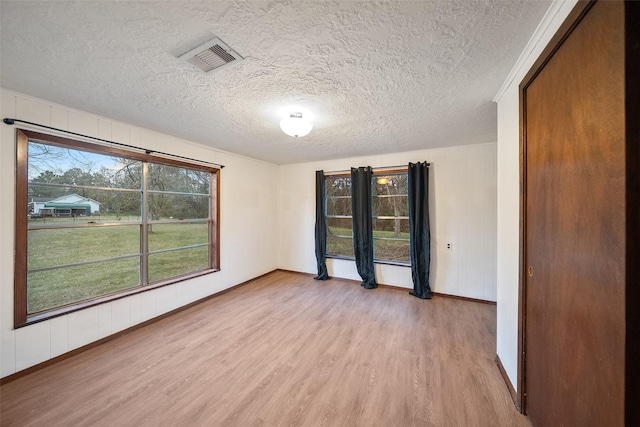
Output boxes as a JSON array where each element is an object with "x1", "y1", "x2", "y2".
[
  {"x1": 372, "y1": 195, "x2": 408, "y2": 217},
  {"x1": 326, "y1": 177, "x2": 351, "y2": 196},
  {"x1": 373, "y1": 239, "x2": 410, "y2": 263},
  {"x1": 28, "y1": 142, "x2": 142, "y2": 190},
  {"x1": 27, "y1": 257, "x2": 140, "y2": 314},
  {"x1": 373, "y1": 212, "x2": 410, "y2": 263},
  {"x1": 372, "y1": 174, "x2": 408, "y2": 196},
  {"x1": 327, "y1": 235, "x2": 354, "y2": 258},
  {"x1": 148, "y1": 193, "x2": 209, "y2": 220},
  {"x1": 28, "y1": 226, "x2": 140, "y2": 270},
  {"x1": 372, "y1": 174, "x2": 408, "y2": 218},
  {"x1": 148, "y1": 246, "x2": 209, "y2": 283},
  {"x1": 28, "y1": 185, "x2": 141, "y2": 224},
  {"x1": 327, "y1": 217, "x2": 353, "y2": 237},
  {"x1": 148, "y1": 223, "x2": 208, "y2": 252},
  {"x1": 326, "y1": 197, "x2": 352, "y2": 216},
  {"x1": 372, "y1": 218, "x2": 410, "y2": 238},
  {"x1": 148, "y1": 163, "x2": 210, "y2": 194}
]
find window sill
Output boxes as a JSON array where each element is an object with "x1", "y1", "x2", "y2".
[
  {"x1": 325, "y1": 255, "x2": 410, "y2": 268},
  {"x1": 374, "y1": 259, "x2": 411, "y2": 267},
  {"x1": 16, "y1": 268, "x2": 221, "y2": 329}
]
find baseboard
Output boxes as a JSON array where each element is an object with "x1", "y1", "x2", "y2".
[
  {"x1": 276, "y1": 268, "x2": 316, "y2": 277},
  {"x1": 496, "y1": 354, "x2": 520, "y2": 412},
  {"x1": 0, "y1": 269, "x2": 276, "y2": 385},
  {"x1": 431, "y1": 292, "x2": 496, "y2": 305},
  {"x1": 277, "y1": 268, "x2": 496, "y2": 305}
]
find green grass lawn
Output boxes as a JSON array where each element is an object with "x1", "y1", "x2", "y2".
[
  {"x1": 327, "y1": 227, "x2": 410, "y2": 263},
  {"x1": 27, "y1": 222, "x2": 209, "y2": 314},
  {"x1": 28, "y1": 258, "x2": 140, "y2": 314}
]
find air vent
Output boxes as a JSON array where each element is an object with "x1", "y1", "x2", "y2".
[{"x1": 178, "y1": 37, "x2": 244, "y2": 73}]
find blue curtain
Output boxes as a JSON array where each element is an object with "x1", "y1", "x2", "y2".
[
  {"x1": 314, "y1": 170, "x2": 330, "y2": 280},
  {"x1": 351, "y1": 167, "x2": 377, "y2": 289},
  {"x1": 408, "y1": 162, "x2": 432, "y2": 299}
]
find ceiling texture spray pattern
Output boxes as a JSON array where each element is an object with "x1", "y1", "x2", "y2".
[{"x1": 1, "y1": 1, "x2": 550, "y2": 164}]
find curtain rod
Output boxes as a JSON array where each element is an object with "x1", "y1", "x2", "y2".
[
  {"x1": 2, "y1": 118, "x2": 225, "y2": 169},
  {"x1": 324, "y1": 163, "x2": 430, "y2": 175}
]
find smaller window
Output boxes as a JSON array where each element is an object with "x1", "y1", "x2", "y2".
[{"x1": 324, "y1": 170, "x2": 410, "y2": 265}]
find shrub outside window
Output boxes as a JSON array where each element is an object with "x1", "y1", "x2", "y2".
[{"x1": 15, "y1": 130, "x2": 220, "y2": 327}]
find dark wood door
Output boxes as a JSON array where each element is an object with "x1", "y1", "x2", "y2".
[{"x1": 522, "y1": 2, "x2": 625, "y2": 426}]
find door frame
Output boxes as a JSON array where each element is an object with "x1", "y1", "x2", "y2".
[{"x1": 517, "y1": 0, "x2": 595, "y2": 414}]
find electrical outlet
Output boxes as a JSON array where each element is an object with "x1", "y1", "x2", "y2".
[{"x1": 446, "y1": 243, "x2": 452, "y2": 251}]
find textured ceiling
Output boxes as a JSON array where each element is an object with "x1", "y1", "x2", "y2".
[{"x1": 0, "y1": 1, "x2": 550, "y2": 164}]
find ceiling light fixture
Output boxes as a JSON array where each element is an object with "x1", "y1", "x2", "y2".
[
  {"x1": 280, "y1": 112, "x2": 313, "y2": 137},
  {"x1": 377, "y1": 177, "x2": 389, "y2": 185}
]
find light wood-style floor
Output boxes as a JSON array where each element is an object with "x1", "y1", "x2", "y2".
[{"x1": 0, "y1": 271, "x2": 529, "y2": 427}]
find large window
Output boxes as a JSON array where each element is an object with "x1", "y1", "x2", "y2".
[
  {"x1": 325, "y1": 170, "x2": 410, "y2": 264},
  {"x1": 15, "y1": 130, "x2": 220, "y2": 327}
]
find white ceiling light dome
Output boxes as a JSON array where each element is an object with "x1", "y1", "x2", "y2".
[{"x1": 280, "y1": 112, "x2": 313, "y2": 137}]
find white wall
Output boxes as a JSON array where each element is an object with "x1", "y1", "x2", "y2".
[
  {"x1": 493, "y1": 0, "x2": 578, "y2": 390},
  {"x1": 0, "y1": 89, "x2": 279, "y2": 378},
  {"x1": 278, "y1": 143, "x2": 497, "y2": 301}
]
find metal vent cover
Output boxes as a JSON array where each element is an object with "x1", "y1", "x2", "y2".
[{"x1": 178, "y1": 37, "x2": 244, "y2": 73}]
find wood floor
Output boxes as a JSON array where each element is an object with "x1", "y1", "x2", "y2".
[{"x1": 0, "y1": 271, "x2": 529, "y2": 427}]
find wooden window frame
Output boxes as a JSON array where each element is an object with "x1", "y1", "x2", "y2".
[{"x1": 14, "y1": 129, "x2": 221, "y2": 328}]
